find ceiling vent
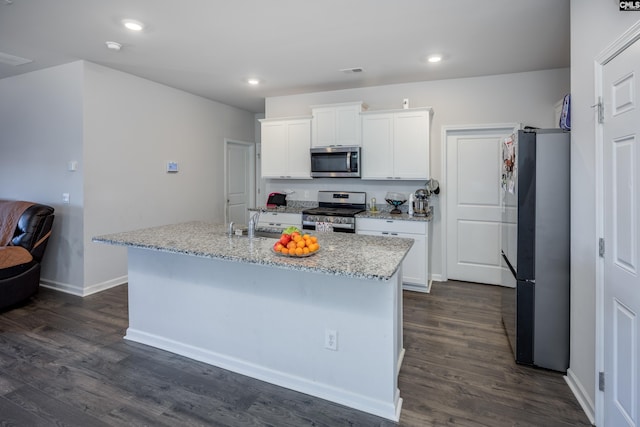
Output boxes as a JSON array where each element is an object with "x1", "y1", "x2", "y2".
[
  {"x1": 340, "y1": 67, "x2": 364, "y2": 74},
  {"x1": 0, "y1": 51, "x2": 33, "y2": 66}
]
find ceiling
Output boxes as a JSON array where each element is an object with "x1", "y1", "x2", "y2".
[{"x1": 0, "y1": 0, "x2": 570, "y2": 113}]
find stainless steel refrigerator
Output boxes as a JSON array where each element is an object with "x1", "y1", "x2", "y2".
[{"x1": 500, "y1": 128, "x2": 570, "y2": 372}]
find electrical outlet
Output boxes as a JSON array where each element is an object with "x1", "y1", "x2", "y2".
[{"x1": 325, "y1": 329, "x2": 338, "y2": 351}]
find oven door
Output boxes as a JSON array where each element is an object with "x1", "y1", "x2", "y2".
[
  {"x1": 302, "y1": 217, "x2": 356, "y2": 233},
  {"x1": 310, "y1": 146, "x2": 360, "y2": 178}
]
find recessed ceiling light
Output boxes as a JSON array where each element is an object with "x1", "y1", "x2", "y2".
[
  {"x1": 122, "y1": 19, "x2": 145, "y2": 31},
  {"x1": 427, "y1": 55, "x2": 443, "y2": 63},
  {"x1": 247, "y1": 78, "x2": 260, "y2": 85}
]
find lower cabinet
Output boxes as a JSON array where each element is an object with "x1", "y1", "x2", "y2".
[
  {"x1": 357, "y1": 218, "x2": 429, "y2": 292},
  {"x1": 256, "y1": 212, "x2": 302, "y2": 231}
]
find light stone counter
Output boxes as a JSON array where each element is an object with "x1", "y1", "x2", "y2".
[
  {"x1": 94, "y1": 221, "x2": 412, "y2": 281},
  {"x1": 93, "y1": 221, "x2": 408, "y2": 421}
]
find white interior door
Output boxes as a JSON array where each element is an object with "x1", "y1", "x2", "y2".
[
  {"x1": 602, "y1": 36, "x2": 640, "y2": 427},
  {"x1": 225, "y1": 140, "x2": 255, "y2": 225},
  {"x1": 445, "y1": 125, "x2": 518, "y2": 285}
]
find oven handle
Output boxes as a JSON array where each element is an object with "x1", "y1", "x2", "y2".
[
  {"x1": 302, "y1": 220, "x2": 355, "y2": 230},
  {"x1": 346, "y1": 152, "x2": 351, "y2": 171}
]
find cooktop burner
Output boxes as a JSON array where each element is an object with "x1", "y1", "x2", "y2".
[
  {"x1": 302, "y1": 207, "x2": 365, "y2": 217},
  {"x1": 302, "y1": 191, "x2": 367, "y2": 218}
]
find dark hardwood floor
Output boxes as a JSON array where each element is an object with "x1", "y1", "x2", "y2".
[{"x1": 0, "y1": 281, "x2": 591, "y2": 426}]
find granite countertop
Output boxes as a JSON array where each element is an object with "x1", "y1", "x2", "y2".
[
  {"x1": 248, "y1": 203, "x2": 433, "y2": 222},
  {"x1": 248, "y1": 206, "x2": 308, "y2": 214},
  {"x1": 357, "y1": 205, "x2": 433, "y2": 222},
  {"x1": 93, "y1": 221, "x2": 413, "y2": 281}
]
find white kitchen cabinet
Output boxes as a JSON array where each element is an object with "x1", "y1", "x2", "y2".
[
  {"x1": 357, "y1": 217, "x2": 430, "y2": 292},
  {"x1": 361, "y1": 108, "x2": 431, "y2": 180},
  {"x1": 260, "y1": 117, "x2": 312, "y2": 179},
  {"x1": 311, "y1": 102, "x2": 365, "y2": 147},
  {"x1": 257, "y1": 212, "x2": 301, "y2": 231}
]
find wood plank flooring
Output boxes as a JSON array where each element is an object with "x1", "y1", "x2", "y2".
[{"x1": 0, "y1": 281, "x2": 591, "y2": 426}]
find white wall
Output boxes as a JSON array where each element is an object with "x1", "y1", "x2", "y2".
[
  {"x1": 0, "y1": 62, "x2": 85, "y2": 288},
  {"x1": 0, "y1": 61, "x2": 256, "y2": 296},
  {"x1": 264, "y1": 68, "x2": 570, "y2": 279},
  {"x1": 82, "y1": 62, "x2": 255, "y2": 294},
  {"x1": 568, "y1": 3, "x2": 639, "y2": 421}
]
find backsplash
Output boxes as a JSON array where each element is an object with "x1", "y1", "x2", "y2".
[{"x1": 263, "y1": 178, "x2": 430, "y2": 209}]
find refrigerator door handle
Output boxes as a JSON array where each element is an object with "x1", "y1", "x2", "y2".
[{"x1": 501, "y1": 250, "x2": 517, "y2": 279}]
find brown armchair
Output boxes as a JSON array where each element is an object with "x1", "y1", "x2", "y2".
[{"x1": 0, "y1": 201, "x2": 55, "y2": 311}]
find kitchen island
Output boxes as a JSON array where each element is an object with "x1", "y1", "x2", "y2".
[{"x1": 93, "y1": 221, "x2": 413, "y2": 421}]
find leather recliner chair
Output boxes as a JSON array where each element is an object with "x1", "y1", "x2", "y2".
[{"x1": 0, "y1": 203, "x2": 55, "y2": 311}]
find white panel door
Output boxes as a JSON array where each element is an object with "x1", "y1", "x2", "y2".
[
  {"x1": 603, "y1": 36, "x2": 640, "y2": 427},
  {"x1": 226, "y1": 141, "x2": 255, "y2": 225},
  {"x1": 446, "y1": 125, "x2": 518, "y2": 285}
]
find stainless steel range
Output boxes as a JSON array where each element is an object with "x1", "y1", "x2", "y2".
[{"x1": 302, "y1": 191, "x2": 366, "y2": 233}]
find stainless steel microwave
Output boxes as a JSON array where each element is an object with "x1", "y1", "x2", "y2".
[{"x1": 310, "y1": 146, "x2": 360, "y2": 178}]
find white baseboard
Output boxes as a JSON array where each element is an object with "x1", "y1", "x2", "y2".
[
  {"x1": 430, "y1": 273, "x2": 443, "y2": 282},
  {"x1": 125, "y1": 328, "x2": 402, "y2": 422},
  {"x1": 565, "y1": 368, "x2": 596, "y2": 425},
  {"x1": 83, "y1": 275, "x2": 127, "y2": 296},
  {"x1": 40, "y1": 275, "x2": 127, "y2": 297}
]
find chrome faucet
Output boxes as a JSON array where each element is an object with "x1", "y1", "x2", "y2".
[
  {"x1": 228, "y1": 221, "x2": 234, "y2": 237},
  {"x1": 248, "y1": 209, "x2": 264, "y2": 238}
]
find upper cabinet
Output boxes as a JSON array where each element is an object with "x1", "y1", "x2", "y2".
[
  {"x1": 361, "y1": 108, "x2": 432, "y2": 180},
  {"x1": 311, "y1": 102, "x2": 366, "y2": 147},
  {"x1": 260, "y1": 117, "x2": 312, "y2": 179}
]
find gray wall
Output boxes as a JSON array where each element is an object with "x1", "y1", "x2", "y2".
[
  {"x1": 0, "y1": 61, "x2": 256, "y2": 295},
  {"x1": 264, "y1": 68, "x2": 570, "y2": 280},
  {"x1": 0, "y1": 62, "x2": 85, "y2": 288},
  {"x1": 568, "y1": 3, "x2": 639, "y2": 421}
]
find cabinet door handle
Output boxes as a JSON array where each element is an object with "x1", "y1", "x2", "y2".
[
  {"x1": 391, "y1": 233, "x2": 398, "y2": 236},
  {"x1": 382, "y1": 232, "x2": 389, "y2": 235},
  {"x1": 386, "y1": 220, "x2": 394, "y2": 223}
]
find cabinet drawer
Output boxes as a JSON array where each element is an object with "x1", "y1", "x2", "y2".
[
  {"x1": 257, "y1": 212, "x2": 301, "y2": 228},
  {"x1": 357, "y1": 218, "x2": 426, "y2": 234}
]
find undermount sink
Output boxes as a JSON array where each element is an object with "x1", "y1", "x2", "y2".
[
  {"x1": 252, "y1": 230, "x2": 281, "y2": 239},
  {"x1": 231, "y1": 230, "x2": 281, "y2": 239}
]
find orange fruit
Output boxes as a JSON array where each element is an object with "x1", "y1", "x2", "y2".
[
  {"x1": 295, "y1": 247, "x2": 303, "y2": 256},
  {"x1": 297, "y1": 240, "x2": 306, "y2": 248},
  {"x1": 310, "y1": 236, "x2": 318, "y2": 243},
  {"x1": 287, "y1": 241, "x2": 297, "y2": 250},
  {"x1": 302, "y1": 234, "x2": 310, "y2": 240},
  {"x1": 293, "y1": 235, "x2": 302, "y2": 243},
  {"x1": 303, "y1": 247, "x2": 310, "y2": 255},
  {"x1": 281, "y1": 247, "x2": 289, "y2": 255},
  {"x1": 309, "y1": 243, "x2": 319, "y2": 252},
  {"x1": 274, "y1": 243, "x2": 283, "y2": 251}
]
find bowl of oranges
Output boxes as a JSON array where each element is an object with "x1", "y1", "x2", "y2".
[{"x1": 272, "y1": 227, "x2": 320, "y2": 257}]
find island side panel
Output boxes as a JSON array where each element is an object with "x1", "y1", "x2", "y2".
[{"x1": 125, "y1": 247, "x2": 403, "y2": 421}]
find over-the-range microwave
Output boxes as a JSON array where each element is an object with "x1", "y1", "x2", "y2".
[{"x1": 310, "y1": 146, "x2": 360, "y2": 178}]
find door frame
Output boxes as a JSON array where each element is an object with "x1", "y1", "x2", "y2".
[
  {"x1": 440, "y1": 123, "x2": 520, "y2": 282},
  {"x1": 223, "y1": 139, "x2": 256, "y2": 224},
  {"x1": 594, "y1": 20, "x2": 640, "y2": 427}
]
